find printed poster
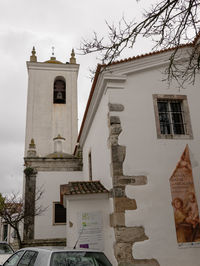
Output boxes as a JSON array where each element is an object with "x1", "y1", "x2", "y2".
[
  {"x1": 170, "y1": 145, "x2": 200, "y2": 246},
  {"x1": 77, "y1": 211, "x2": 104, "y2": 250}
]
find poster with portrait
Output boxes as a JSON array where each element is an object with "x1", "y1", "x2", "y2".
[{"x1": 170, "y1": 145, "x2": 200, "y2": 247}]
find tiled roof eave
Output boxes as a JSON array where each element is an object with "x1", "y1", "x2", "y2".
[
  {"x1": 60, "y1": 180, "x2": 109, "y2": 198},
  {"x1": 107, "y1": 43, "x2": 193, "y2": 67},
  {"x1": 66, "y1": 191, "x2": 109, "y2": 196}
]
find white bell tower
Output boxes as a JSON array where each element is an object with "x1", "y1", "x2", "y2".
[{"x1": 25, "y1": 47, "x2": 79, "y2": 156}]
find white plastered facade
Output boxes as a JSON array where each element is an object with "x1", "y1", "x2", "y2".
[
  {"x1": 24, "y1": 56, "x2": 81, "y2": 242},
  {"x1": 35, "y1": 171, "x2": 83, "y2": 239},
  {"x1": 78, "y1": 47, "x2": 200, "y2": 265},
  {"x1": 25, "y1": 61, "x2": 79, "y2": 156},
  {"x1": 23, "y1": 46, "x2": 200, "y2": 265}
]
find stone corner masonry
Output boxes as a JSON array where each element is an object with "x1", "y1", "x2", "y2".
[{"x1": 108, "y1": 103, "x2": 159, "y2": 266}]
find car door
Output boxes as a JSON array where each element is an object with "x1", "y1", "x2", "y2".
[{"x1": 3, "y1": 251, "x2": 24, "y2": 266}]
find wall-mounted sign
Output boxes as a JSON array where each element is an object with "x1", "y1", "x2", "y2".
[
  {"x1": 170, "y1": 145, "x2": 200, "y2": 247},
  {"x1": 77, "y1": 211, "x2": 104, "y2": 250}
]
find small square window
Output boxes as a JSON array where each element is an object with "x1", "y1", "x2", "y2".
[
  {"x1": 53, "y1": 202, "x2": 66, "y2": 225},
  {"x1": 153, "y1": 95, "x2": 193, "y2": 139}
]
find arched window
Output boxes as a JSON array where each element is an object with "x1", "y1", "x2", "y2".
[{"x1": 53, "y1": 77, "x2": 66, "y2": 104}]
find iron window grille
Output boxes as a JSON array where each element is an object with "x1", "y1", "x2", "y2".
[{"x1": 157, "y1": 100, "x2": 186, "y2": 135}]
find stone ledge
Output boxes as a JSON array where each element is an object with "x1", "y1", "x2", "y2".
[
  {"x1": 109, "y1": 103, "x2": 124, "y2": 112},
  {"x1": 24, "y1": 157, "x2": 83, "y2": 172},
  {"x1": 22, "y1": 238, "x2": 66, "y2": 248},
  {"x1": 115, "y1": 227, "x2": 148, "y2": 243},
  {"x1": 114, "y1": 197, "x2": 137, "y2": 212},
  {"x1": 118, "y1": 175, "x2": 147, "y2": 186}
]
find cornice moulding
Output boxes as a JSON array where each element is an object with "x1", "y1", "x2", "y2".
[
  {"x1": 108, "y1": 47, "x2": 190, "y2": 76},
  {"x1": 26, "y1": 61, "x2": 80, "y2": 72},
  {"x1": 79, "y1": 74, "x2": 126, "y2": 146}
]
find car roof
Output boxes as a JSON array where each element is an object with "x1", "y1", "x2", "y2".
[{"x1": 20, "y1": 247, "x2": 103, "y2": 253}]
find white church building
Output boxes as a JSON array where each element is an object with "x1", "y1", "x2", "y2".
[{"x1": 23, "y1": 35, "x2": 200, "y2": 266}]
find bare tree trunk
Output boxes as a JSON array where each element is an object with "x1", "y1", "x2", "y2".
[{"x1": 15, "y1": 227, "x2": 22, "y2": 249}]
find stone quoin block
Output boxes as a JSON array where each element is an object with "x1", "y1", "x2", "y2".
[
  {"x1": 110, "y1": 212, "x2": 125, "y2": 227},
  {"x1": 119, "y1": 175, "x2": 148, "y2": 186},
  {"x1": 115, "y1": 226, "x2": 148, "y2": 243},
  {"x1": 110, "y1": 124, "x2": 122, "y2": 136},
  {"x1": 114, "y1": 197, "x2": 137, "y2": 212},
  {"x1": 114, "y1": 242, "x2": 134, "y2": 262},
  {"x1": 111, "y1": 186, "x2": 125, "y2": 197},
  {"x1": 111, "y1": 145, "x2": 126, "y2": 163},
  {"x1": 109, "y1": 116, "x2": 121, "y2": 125},
  {"x1": 111, "y1": 162, "x2": 124, "y2": 177},
  {"x1": 108, "y1": 103, "x2": 124, "y2": 112}
]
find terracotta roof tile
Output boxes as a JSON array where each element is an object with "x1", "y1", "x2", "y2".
[
  {"x1": 60, "y1": 181, "x2": 109, "y2": 203},
  {"x1": 68, "y1": 181, "x2": 108, "y2": 195},
  {"x1": 107, "y1": 43, "x2": 192, "y2": 66}
]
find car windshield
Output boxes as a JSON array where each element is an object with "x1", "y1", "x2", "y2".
[
  {"x1": 0, "y1": 243, "x2": 13, "y2": 254},
  {"x1": 50, "y1": 251, "x2": 112, "y2": 266}
]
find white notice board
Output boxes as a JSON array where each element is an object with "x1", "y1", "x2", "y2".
[{"x1": 77, "y1": 211, "x2": 104, "y2": 250}]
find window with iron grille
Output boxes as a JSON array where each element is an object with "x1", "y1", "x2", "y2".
[
  {"x1": 153, "y1": 95, "x2": 193, "y2": 139},
  {"x1": 157, "y1": 100, "x2": 186, "y2": 135}
]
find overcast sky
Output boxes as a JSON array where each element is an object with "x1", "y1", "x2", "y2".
[{"x1": 0, "y1": 0, "x2": 155, "y2": 195}]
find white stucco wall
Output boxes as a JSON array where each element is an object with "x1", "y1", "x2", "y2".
[
  {"x1": 34, "y1": 171, "x2": 83, "y2": 239},
  {"x1": 107, "y1": 65, "x2": 200, "y2": 265},
  {"x1": 25, "y1": 62, "x2": 79, "y2": 156},
  {"x1": 65, "y1": 196, "x2": 117, "y2": 265},
  {"x1": 82, "y1": 93, "x2": 113, "y2": 190},
  {"x1": 79, "y1": 52, "x2": 200, "y2": 265}
]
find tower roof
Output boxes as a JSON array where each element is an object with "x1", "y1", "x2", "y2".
[
  {"x1": 44, "y1": 57, "x2": 63, "y2": 64},
  {"x1": 44, "y1": 46, "x2": 63, "y2": 64},
  {"x1": 29, "y1": 47, "x2": 78, "y2": 64}
]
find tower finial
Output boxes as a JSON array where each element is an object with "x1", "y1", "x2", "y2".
[
  {"x1": 29, "y1": 138, "x2": 36, "y2": 149},
  {"x1": 50, "y1": 46, "x2": 56, "y2": 60},
  {"x1": 52, "y1": 46, "x2": 55, "y2": 56},
  {"x1": 30, "y1": 46, "x2": 37, "y2": 62},
  {"x1": 27, "y1": 138, "x2": 37, "y2": 157},
  {"x1": 70, "y1": 48, "x2": 76, "y2": 64}
]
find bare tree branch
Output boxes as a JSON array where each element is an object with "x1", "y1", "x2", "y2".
[
  {"x1": 80, "y1": 0, "x2": 200, "y2": 85},
  {"x1": 0, "y1": 190, "x2": 47, "y2": 248}
]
